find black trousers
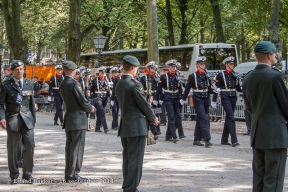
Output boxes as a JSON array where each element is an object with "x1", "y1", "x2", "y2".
[
  {"x1": 221, "y1": 95, "x2": 238, "y2": 143},
  {"x1": 94, "y1": 98, "x2": 108, "y2": 130},
  {"x1": 165, "y1": 99, "x2": 184, "y2": 139},
  {"x1": 252, "y1": 148, "x2": 287, "y2": 192},
  {"x1": 54, "y1": 94, "x2": 63, "y2": 123},
  {"x1": 244, "y1": 109, "x2": 251, "y2": 133},
  {"x1": 111, "y1": 98, "x2": 119, "y2": 129},
  {"x1": 121, "y1": 136, "x2": 146, "y2": 192},
  {"x1": 7, "y1": 121, "x2": 35, "y2": 179},
  {"x1": 65, "y1": 129, "x2": 86, "y2": 180}
]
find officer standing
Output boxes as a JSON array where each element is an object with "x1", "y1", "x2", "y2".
[
  {"x1": 155, "y1": 59, "x2": 185, "y2": 143},
  {"x1": 59, "y1": 61, "x2": 95, "y2": 182},
  {"x1": 0, "y1": 60, "x2": 36, "y2": 183},
  {"x1": 115, "y1": 55, "x2": 158, "y2": 192},
  {"x1": 74, "y1": 69, "x2": 84, "y2": 91},
  {"x1": 90, "y1": 67, "x2": 110, "y2": 133},
  {"x1": 110, "y1": 67, "x2": 120, "y2": 130},
  {"x1": 211, "y1": 56, "x2": 242, "y2": 147},
  {"x1": 49, "y1": 65, "x2": 64, "y2": 126},
  {"x1": 180, "y1": 57, "x2": 216, "y2": 147},
  {"x1": 140, "y1": 61, "x2": 161, "y2": 140}
]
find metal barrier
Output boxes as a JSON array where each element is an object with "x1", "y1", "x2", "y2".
[{"x1": 180, "y1": 96, "x2": 246, "y2": 121}]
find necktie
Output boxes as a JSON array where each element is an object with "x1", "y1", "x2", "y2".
[{"x1": 18, "y1": 80, "x2": 22, "y2": 89}]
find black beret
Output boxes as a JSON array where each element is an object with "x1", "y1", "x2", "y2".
[
  {"x1": 62, "y1": 61, "x2": 77, "y2": 70},
  {"x1": 11, "y1": 60, "x2": 24, "y2": 70}
]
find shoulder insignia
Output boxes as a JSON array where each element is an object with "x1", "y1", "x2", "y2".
[
  {"x1": 132, "y1": 78, "x2": 139, "y2": 83},
  {"x1": 139, "y1": 86, "x2": 144, "y2": 93},
  {"x1": 271, "y1": 66, "x2": 281, "y2": 73}
]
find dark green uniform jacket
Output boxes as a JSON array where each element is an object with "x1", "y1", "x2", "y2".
[
  {"x1": 115, "y1": 74, "x2": 156, "y2": 138},
  {"x1": 59, "y1": 76, "x2": 93, "y2": 130},
  {"x1": 0, "y1": 78, "x2": 36, "y2": 131},
  {"x1": 243, "y1": 64, "x2": 288, "y2": 149}
]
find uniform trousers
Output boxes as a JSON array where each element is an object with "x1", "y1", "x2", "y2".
[
  {"x1": 111, "y1": 98, "x2": 119, "y2": 129},
  {"x1": 53, "y1": 93, "x2": 63, "y2": 123},
  {"x1": 149, "y1": 103, "x2": 160, "y2": 135},
  {"x1": 244, "y1": 109, "x2": 251, "y2": 133},
  {"x1": 165, "y1": 99, "x2": 184, "y2": 139},
  {"x1": 160, "y1": 101, "x2": 167, "y2": 124},
  {"x1": 252, "y1": 148, "x2": 287, "y2": 192},
  {"x1": 7, "y1": 119, "x2": 35, "y2": 179},
  {"x1": 94, "y1": 97, "x2": 108, "y2": 131},
  {"x1": 221, "y1": 94, "x2": 238, "y2": 144},
  {"x1": 193, "y1": 96, "x2": 211, "y2": 141},
  {"x1": 65, "y1": 129, "x2": 86, "y2": 180},
  {"x1": 121, "y1": 136, "x2": 146, "y2": 192}
]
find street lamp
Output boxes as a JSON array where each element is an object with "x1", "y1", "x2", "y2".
[
  {"x1": 93, "y1": 34, "x2": 107, "y2": 67},
  {"x1": 0, "y1": 44, "x2": 5, "y2": 82}
]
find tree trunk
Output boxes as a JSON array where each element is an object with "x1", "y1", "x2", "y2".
[
  {"x1": 165, "y1": 0, "x2": 175, "y2": 46},
  {"x1": 240, "y1": 23, "x2": 246, "y2": 62},
  {"x1": 2, "y1": 0, "x2": 28, "y2": 61},
  {"x1": 199, "y1": 16, "x2": 205, "y2": 43},
  {"x1": 178, "y1": 0, "x2": 188, "y2": 44},
  {"x1": 209, "y1": 0, "x2": 225, "y2": 43},
  {"x1": 67, "y1": 0, "x2": 82, "y2": 65},
  {"x1": 268, "y1": 0, "x2": 281, "y2": 66},
  {"x1": 36, "y1": 41, "x2": 42, "y2": 64}
]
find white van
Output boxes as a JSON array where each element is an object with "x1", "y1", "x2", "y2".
[{"x1": 234, "y1": 60, "x2": 287, "y2": 74}]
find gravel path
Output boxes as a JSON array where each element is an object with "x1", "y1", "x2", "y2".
[{"x1": 0, "y1": 111, "x2": 287, "y2": 191}]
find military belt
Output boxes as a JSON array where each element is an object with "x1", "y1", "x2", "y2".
[
  {"x1": 52, "y1": 87, "x2": 59, "y2": 89},
  {"x1": 193, "y1": 89, "x2": 208, "y2": 92},
  {"x1": 221, "y1": 89, "x2": 236, "y2": 91},
  {"x1": 144, "y1": 90, "x2": 156, "y2": 93},
  {"x1": 163, "y1": 90, "x2": 178, "y2": 93},
  {"x1": 94, "y1": 91, "x2": 107, "y2": 94}
]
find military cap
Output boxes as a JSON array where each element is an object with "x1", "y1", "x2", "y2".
[
  {"x1": 110, "y1": 67, "x2": 119, "y2": 73},
  {"x1": 75, "y1": 69, "x2": 81, "y2": 75},
  {"x1": 123, "y1": 55, "x2": 140, "y2": 66},
  {"x1": 195, "y1": 56, "x2": 207, "y2": 64},
  {"x1": 254, "y1": 41, "x2": 276, "y2": 54},
  {"x1": 98, "y1": 66, "x2": 106, "y2": 72},
  {"x1": 84, "y1": 69, "x2": 91, "y2": 75},
  {"x1": 11, "y1": 60, "x2": 24, "y2": 70},
  {"x1": 55, "y1": 64, "x2": 63, "y2": 70},
  {"x1": 165, "y1": 59, "x2": 177, "y2": 66},
  {"x1": 222, "y1": 56, "x2": 235, "y2": 64},
  {"x1": 78, "y1": 66, "x2": 86, "y2": 71},
  {"x1": 145, "y1": 61, "x2": 156, "y2": 68},
  {"x1": 176, "y1": 62, "x2": 182, "y2": 68},
  {"x1": 62, "y1": 60, "x2": 77, "y2": 70}
]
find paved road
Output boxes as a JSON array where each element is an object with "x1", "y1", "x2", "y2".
[{"x1": 0, "y1": 111, "x2": 287, "y2": 191}]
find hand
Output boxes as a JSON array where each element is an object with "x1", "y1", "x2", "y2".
[
  {"x1": 91, "y1": 106, "x2": 96, "y2": 113},
  {"x1": 211, "y1": 102, "x2": 217, "y2": 109},
  {"x1": 180, "y1": 99, "x2": 185, "y2": 105},
  {"x1": 35, "y1": 103, "x2": 38, "y2": 111},
  {"x1": 111, "y1": 100, "x2": 114, "y2": 106},
  {"x1": 159, "y1": 100, "x2": 163, "y2": 105},
  {"x1": 217, "y1": 88, "x2": 221, "y2": 94},
  {"x1": 0, "y1": 119, "x2": 7, "y2": 129},
  {"x1": 153, "y1": 117, "x2": 159, "y2": 126},
  {"x1": 153, "y1": 100, "x2": 158, "y2": 106},
  {"x1": 47, "y1": 96, "x2": 51, "y2": 102}
]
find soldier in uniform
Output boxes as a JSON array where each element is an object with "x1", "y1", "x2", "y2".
[
  {"x1": 59, "y1": 61, "x2": 95, "y2": 182},
  {"x1": 49, "y1": 65, "x2": 64, "y2": 126},
  {"x1": 90, "y1": 67, "x2": 110, "y2": 133},
  {"x1": 0, "y1": 60, "x2": 36, "y2": 183},
  {"x1": 109, "y1": 67, "x2": 120, "y2": 130},
  {"x1": 180, "y1": 57, "x2": 216, "y2": 147},
  {"x1": 243, "y1": 41, "x2": 288, "y2": 192},
  {"x1": 140, "y1": 61, "x2": 161, "y2": 140},
  {"x1": 115, "y1": 55, "x2": 158, "y2": 192},
  {"x1": 74, "y1": 69, "x2": 84, "y2": 91},
  {"x1": 155, "y1": 59, "x2": 185, "y2": 143},
  {"x1": 211, "y1": 56, "x2": 242, "y2": 147}
]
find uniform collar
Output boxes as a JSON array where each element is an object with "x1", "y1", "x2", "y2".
[
  {"x1": 225, "y1": 69, "x2": 233, "y2": 74},
  {"x1": 196, "y1": 70, "x2": 205, "y2": 75}
]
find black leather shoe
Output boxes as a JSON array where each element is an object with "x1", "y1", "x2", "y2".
[
  {"x1": 173, "y1": 139, "x2": 179, "y2": 143},
  {"x1": 154, "y1": 135, "x2": 158, "y2": 140},
  {"x1": 54, "y1": 122, "x2": 59, "y2": 125},
  {"x1": 165, "y1": 138, "x2": 173, "y2": 141},
  {"x1": 95, "y1": 129, "x2": 102, "y2": 132},
  {"x1": 193, "y1": 141, "x2": 204, "y2": 146},
  {"x1": 104, "y1": 129, "x2": 109, "y2": 133},
  {"x1": 179, "y1": 135, "x2": 186, "y2": 139},
  {"x1": 232, "y1": 142, "x2": 240, "y2": 147},
  {"x1": 243, "y1": 132, "x2": 250, "y2": 136},
  {"x1": 205, "y1": 141, "x2": 213, "y2": 148},
  {"x1": 156, "y1": 132, "x2": 162, "y2": 135},
  {"x1": 22, "y1": 175, "x2": 34, "y2": 184},
  {"x1": 221, "y1": 142, "x2": 231, "y2": 145}
]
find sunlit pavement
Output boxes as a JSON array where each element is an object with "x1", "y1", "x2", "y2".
[{"x1": 0, "y1": 111, "x2": 288, "y2": 191}]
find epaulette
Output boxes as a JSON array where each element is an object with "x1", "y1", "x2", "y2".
[
  {"x1": 131, "y1": 78, "x2": 139, "y2": 83},
  {"x1": 271, "y1": 65, "x2": 282, "y2": 73}
]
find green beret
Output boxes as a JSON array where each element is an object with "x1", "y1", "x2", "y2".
[
  {"x1": 11, "y1": 60, "x2": 24, "y2": 70},
  {"x1": 254, "y1": 41, "x2": 276, "y2": 54},
  {"x1": 62, "y1": 61, "x2": 77, "y2": 70},
  {"x1": 123, "y1": 55, "x2": 140, "y2": 66}
]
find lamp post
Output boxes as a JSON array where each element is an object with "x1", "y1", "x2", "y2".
[
  {"x1": 0, "y1": 44, "x2": 5, "y2": 82},
  {"x1": 93, "y1": 34, "x2": 107, "y2": 67}
]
